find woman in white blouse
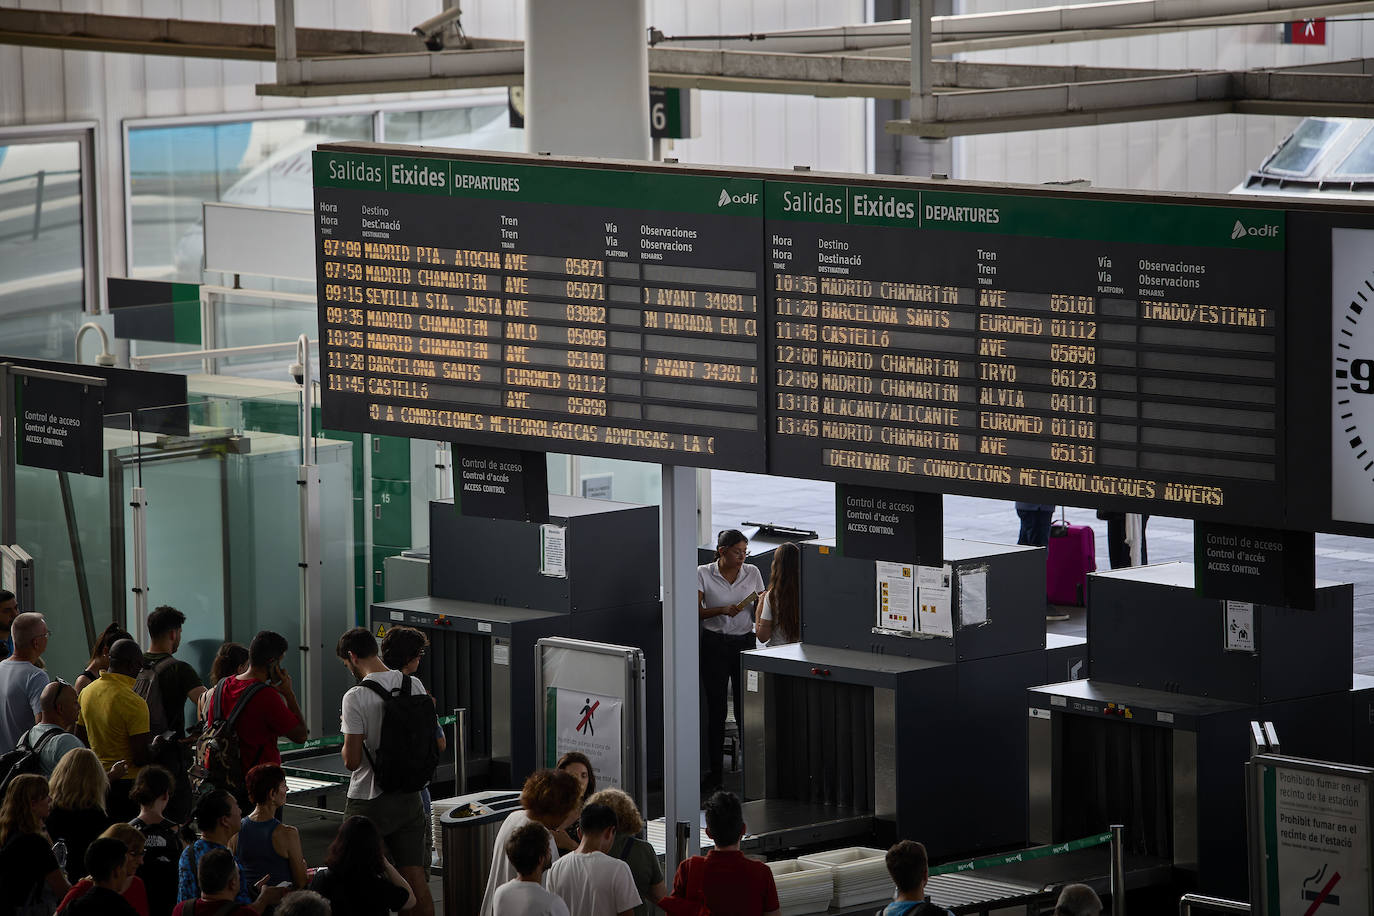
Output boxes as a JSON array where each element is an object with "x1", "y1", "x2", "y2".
[
  {"x1": 755, "y1": 541, "x2": 800, "y2": 648},
  {"x1": 697, "y1": 529, "x2": 764, "y2": 793}
]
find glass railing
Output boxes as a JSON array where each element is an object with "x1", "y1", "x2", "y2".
[{"x1": 5, "y1": 391, "x2": 356, "y2": 734}]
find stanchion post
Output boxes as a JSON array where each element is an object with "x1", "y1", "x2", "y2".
[
  {"x1": 1110, "y1": 823, "x2": 1126, "y2": 916},
  {"x1": 455, "y1": 707, "x2": 467, "y2": 796}
]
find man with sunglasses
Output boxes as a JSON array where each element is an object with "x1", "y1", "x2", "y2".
[
  {"x1": 15, "y1": 679, "x2": 85, "y2": 775},
  {"x1": 0, "y1": 612, "x2": 51, "y2": 751}
]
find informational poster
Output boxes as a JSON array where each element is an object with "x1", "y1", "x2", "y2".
[
  {"x1": 1259, "y1": 760, "x2": 1373, "y2": 915},
  {"x1": 540, "y1": 524, "x2": 567, "y2": 578},
  {"x1": 917, "y1": 564, "x2": 954, "y2": 638},
  {"x1": 875, "y1": 560, "x2": 915, "y2": 634},
  {"x1": 546, "y1": 687, "x2": 623, "y2": 789},
  {"x1": 959, "y1": 565, "x2": 989, "y2": 628},
  {"x1": 1224, "y1": 600, "x2": 1256, "y2": 654}
]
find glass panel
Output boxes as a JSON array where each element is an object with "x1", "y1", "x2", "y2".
[
  {"x1": 575, "y1": 456, "x2": 661, "y2": 507},
  {"x1": 0, "y1": 139, "x2": 85, "y2": 360},
  {"x1": 126, "y1": 391, "x2": 357, "y2": 730},
  {"x1": 127, "y1": 115, "x2": 373, "y2": 283},
  {"x1": 1263, "y1": 118, "x2": 1345, "y2": 175},
  {"x1": 382, "y1": 104, "x2": 522, "y2": 151},
  {"x1": 1333, "y1": 124, "x2": 1374, "y2": 178},
  {"x1": 12, "y1": 457, "x2": 116, "y2": 682}
]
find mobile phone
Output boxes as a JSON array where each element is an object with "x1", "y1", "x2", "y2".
[
  {"x1": 737, "y1": 591, "x2": 759, "y2": 610},
  {"x1": 268, "y1": 663, "x2": 282, "y2": 686}
]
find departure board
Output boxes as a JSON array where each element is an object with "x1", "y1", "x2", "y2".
[
  {"x1": 313, "y1": 145, "x2": 766, "y2": 471},
  {"x1": 765, "y1": 182, "x2": 1287, "y2": 524}
]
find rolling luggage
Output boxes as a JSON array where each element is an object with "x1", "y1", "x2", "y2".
[{"x1": 1047, "y1": 510, "x2": 1095, "y2": 606}]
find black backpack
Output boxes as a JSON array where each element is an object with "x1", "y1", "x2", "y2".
[
  {"x1": 133, "y1": 655, "x2": 179, "y2": 736},
  {"x1": 360, "y1": 675, "x2": 439, "y2": 793},
  {"x1": 0, "y1": 727, "x2": 63, "y2": 794},
  {"x1": 189, "y1": 679, "x2": 267, "y2": 799}
]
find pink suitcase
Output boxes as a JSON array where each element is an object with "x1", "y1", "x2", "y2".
[{"x1": 1047, "y1": 515, "x2": 1096, "y2": 606}]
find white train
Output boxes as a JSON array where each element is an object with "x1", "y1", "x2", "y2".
[{"x1": 1231, "y1": 117, "x2": 1374, "y2": 202}]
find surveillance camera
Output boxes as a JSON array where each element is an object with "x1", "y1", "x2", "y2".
[
  {"x1": 413, "y1": 5, "x2": 464, "y2": 51},
  {"x1": 289, "y1": 361, "x2": 305, "y2": 385}
]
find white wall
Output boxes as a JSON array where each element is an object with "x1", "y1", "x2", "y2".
[{"x1": 952, "y1": 3, "x2": 1374, "y2": 191}]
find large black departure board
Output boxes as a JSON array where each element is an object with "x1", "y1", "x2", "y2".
[
  {"x1": 315, "y1": 143, "x2": 1374, "y2": 532},
  {"x1": 764, "y1": 180, "x2": 1286, "y2": 525},
  {"x1": 313, "y1": 145, "x2": 767, "y2": 471}
]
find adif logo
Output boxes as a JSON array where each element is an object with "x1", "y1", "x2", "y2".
[
  {"x1": 717, "y1": 188, "x2": 759, "y2": 207},
  {"x1": 1231, "y1": 219, "x2": 1279, "y2": 240}
]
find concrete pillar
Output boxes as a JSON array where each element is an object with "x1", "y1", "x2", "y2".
[{"x1": 524, "y1": 0, "x2": 650, "y2": 160}]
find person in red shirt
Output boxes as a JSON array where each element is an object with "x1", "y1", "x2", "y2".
[
  {"x1": 57, "y1": 823, "x2": 151, "y2": 916},
  {"x1": 209, "y1": 632, "x2": 307, "y2": 812},
  {"x1": 667, "y1": 792, "x2": 779, "y2": 916}
]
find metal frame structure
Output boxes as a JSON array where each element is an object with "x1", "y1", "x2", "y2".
[{"x1": 533, "y1": 636, "x2": 649, "y2": 825}]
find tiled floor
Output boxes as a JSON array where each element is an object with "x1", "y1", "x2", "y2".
[{"x1": 711, "y1": 470, "x2": 1374, "y2": 675}]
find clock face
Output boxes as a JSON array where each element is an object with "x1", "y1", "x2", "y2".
[{"x1": 1331, "y1": 228, "x2": 1374, "y2": 525}]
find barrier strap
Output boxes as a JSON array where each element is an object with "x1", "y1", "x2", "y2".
[
  {"x1": 929, "y1": 832, "x2": 1113, "y2": 876},
  {"x1": 277, "y1": 713, "x2": 458, "y2": 753}
]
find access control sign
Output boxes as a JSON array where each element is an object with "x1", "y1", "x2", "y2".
[{"x1": 14, "y1": 374, "x2": 104, "y2": 477}]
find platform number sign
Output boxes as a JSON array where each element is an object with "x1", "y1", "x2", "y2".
[{"x1": 1331, "y1": 229, "x2": 1374, "y2": 525}]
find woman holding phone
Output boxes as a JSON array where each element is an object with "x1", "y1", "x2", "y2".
[{"x1": 697, "y1": 529, "x2": 764, "y2": 793}]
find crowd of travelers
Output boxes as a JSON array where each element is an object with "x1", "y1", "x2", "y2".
[
  {"x1": 0, "y1": 590, "x2": 1104, "y2": 916},
  {"x1": 0, "y1": 597, "x2": 434, "y2": 916}
]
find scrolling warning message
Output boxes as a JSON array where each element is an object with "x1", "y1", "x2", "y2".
[
  {"x1": 313, "y1": 146, "x2": 767, "y2": 471},
  {"x1": 765, "y1": 181, "x2": 1287, "y2": 523}
]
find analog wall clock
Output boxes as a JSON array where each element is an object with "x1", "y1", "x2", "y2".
[{"x1": 1332, "y1": 227, "x2": 1374, "y2": 525}]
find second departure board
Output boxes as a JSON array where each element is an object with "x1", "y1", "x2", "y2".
[
  {"x1": 765, "y1": 182, "x2": 1286, "y2": 523},
  {"x1": 313, "y1": 145, "x2": 766, "y2": 471}
]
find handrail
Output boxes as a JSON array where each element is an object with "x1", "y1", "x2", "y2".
[
  {"x1": 130, "y1": 338, "x2": 316, "y2": 368},
  {"x1": 1179, "y1": 893, "x2": 1250, "y2": 915}
]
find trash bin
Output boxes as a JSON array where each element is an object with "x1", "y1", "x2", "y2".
[{"x1": 440, "y1": 791, "x2": 523, "y2": 913}]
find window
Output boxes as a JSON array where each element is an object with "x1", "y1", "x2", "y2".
[
  {"x1": 381, "y1": 105, "x2": 521, "y2": 149},
  {"x1": 1262, "y1": 118, "x2": 1346, "y2": 176},
  {"x1": 127, "y1": 114, "x2": 374, "y2": 283},
  {"x1": 1333, "y1": 123, "x2": 1374, "y2": 178},
  {"x1": 0, "y1": 126, "x2": 96, "y2": 360},
  {"x1": 126, "y1": 100, "x2": 516, "y2": 286}
]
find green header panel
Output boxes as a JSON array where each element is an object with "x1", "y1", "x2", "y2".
[{"x1": 765, "y1": 180, "x2": 1285, "y2": 250}]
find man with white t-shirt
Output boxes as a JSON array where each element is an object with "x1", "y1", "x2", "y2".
[
  {"x1": 336, "y1": 626, "x2": 435, "y2": 916},
  {"x1": 545, "y1": 802, "x2": 640, "y2": 916},
  {"x1": 492, "y1": 822, "x2": 570, "y2": 916}
]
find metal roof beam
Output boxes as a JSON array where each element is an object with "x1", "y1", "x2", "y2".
[
  {"x1": 662, "y1": 0, "x2": 1374, "y2": 56},
  {"x1": 888, "y1": 68, "x2": 1374, "y2": 137},
  {"x1": 0, "y1": 7, "x2": 437, "y2": 59}
]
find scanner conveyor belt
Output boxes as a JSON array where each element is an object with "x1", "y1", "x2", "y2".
[
  {"x1": 650, "y1": 801, "x2": 875, "y2": 857},
  {"x1": 940, "y1": 846, "x2": 1175, "y2": 901},
  {"x1": 827, "y1": 872, "x2": 1049, "y2": 915}
]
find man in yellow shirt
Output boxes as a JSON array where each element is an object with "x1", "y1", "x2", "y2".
[{"x1": 76, "y1": 638, "x2": 154, "y2": 819}]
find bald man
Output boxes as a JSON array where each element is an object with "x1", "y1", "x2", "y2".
[
  {"x1": 0, "y1": 612, "x2": 51, "y2": 751},
  {"x1": 15, "y1": 681, "x2": 85, "y2": 775},
  {"x1": 1054, "y1": 884, "x2": 1102, "y2": 916}
]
